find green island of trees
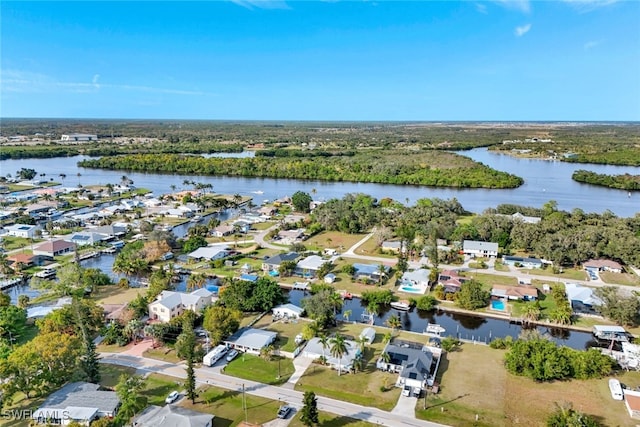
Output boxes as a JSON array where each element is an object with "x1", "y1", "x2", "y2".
[
  {"x1": 78, "y1": 151, "x2": 524, "y2": 189},
  {"x1": 572, "y1": 169, "x2": 640, "y2": 191}
]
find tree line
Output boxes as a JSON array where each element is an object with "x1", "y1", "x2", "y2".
[{"x1": 572, "y1": 169, "x2": 640, "y2": 191}]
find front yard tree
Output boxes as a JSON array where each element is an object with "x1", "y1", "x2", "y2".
[
  {"x1": 292, "y1": 191, "x2": 312, "y2": 213},
  {"x1": 455, "y1": 279, "x2": 490, "y2": 310},
  {"x1": 329, "y1": 334, "x2": 348, "y2": 376},
  {"x1": 300, "y1": 391, "x2": 319, "y2": 426},
  {"x1": 115, "y1": 374, "x2": 148, "y2": 424},
  {"x1": 546, "y1": 402, "x2": 601, "y2": 427},
  {"x1": 203, "y1": 306, "x2": 241, "y2": 345},
  {"x1": 593, "y1": 286, "x2": 640, "y2": 326}
]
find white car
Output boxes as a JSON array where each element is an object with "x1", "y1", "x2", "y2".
[
  {"x1": 226, "y1": 349, "x2": 239, "y2": 362},
  {"x1": 165, "y1": 391, "x2": 180, "y2": 404}
]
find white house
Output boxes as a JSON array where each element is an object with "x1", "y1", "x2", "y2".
[
  {"x1": 225, "y1": 328, "x2": 277, "y2": 355},
  {"x1": 61, "y1": 134, "x2": 98, "y2": 142},
  {"x1": 65, "y1": 232, "x2": 108, "y2": 246},
  {"x1": 303, "y1": 337, "x2": 361, "y2": 372},
  {"x1": 148, "y1": 288, "x2": 215, "y2": 323},
  {"x1": 212, "y1": 225, "x2": 235, "y2": 237},
  {"x1": 4, "y1": 223, "x2": 39, "y2": 239},
  {"x1": 400, "y1": 269, "x2": 430, "y2": 288},
  {"x1": 272, "y1": 303, "x2": 304, "y2": 319},
  {"x1": 463, "y1": 240, "x2": 499, "y2": 258},
  {"x1": 133, "y1": 405, "x2": 213, "y2": 427},
  {"x1": 187, "y1": 245, "x2": 230, "y2": 261},
  {"x1": 295, "y1": 255, "x2": 325, "y2": 278}
]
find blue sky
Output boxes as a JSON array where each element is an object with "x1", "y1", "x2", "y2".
[{"x1": 1, "y1": 1, "x2": 639, "y2": 121}]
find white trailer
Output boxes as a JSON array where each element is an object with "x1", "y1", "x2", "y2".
[{"x1": 203, "y1": 344, "x2": 228, "y2": 366}]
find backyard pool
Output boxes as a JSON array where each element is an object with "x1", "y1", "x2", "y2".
[
  {"x1": 400, "y1": 286, "x2": 425, "y2": 294},
  {"x1": 491, "y1": 300, "x2": 506, "y2": 311}
]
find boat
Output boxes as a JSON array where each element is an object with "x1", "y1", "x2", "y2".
[
  {"x1": 190, "y1": 215, "x2": 202, "y2": 223},
  {"x1": 34, "y1": 268, "x2": 57, "y2": 279},
  {"x1": 609, "y1": 378, "x2": 624, "y2": 400},
  {"x1": 251, "y1": 190, "x2": 264, "y2": 195},
  {"x1": 424, "y1": 323, "x2": 446, "y2": 337},
  {"x1": 593, "y1": 325, "x2": 629, "y2": 342},
  {"x1": 339, "y1": 290, "x2": 352, "y2": 300},
  {"x1": 390, "y1": 301, "x2": 411, "y2": 311}
]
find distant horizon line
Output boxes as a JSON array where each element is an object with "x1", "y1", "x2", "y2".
[{"x1": 1, "y1": 117, "x2": 639, "y2": 124}]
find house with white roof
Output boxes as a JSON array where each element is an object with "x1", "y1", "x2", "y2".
[
  {"x1": 187, "y1": 245, "x2": 230, "y2": 261},
  {"x1": 4, "y1": 223, "x2": 39, "y2": 239},
  {"x1": 148, "y1": 288, "x2": 215, "y2": 323},
  {"x1": 303, "y1": 336, "x2": 362, "y2": 372},
  {"x1": 225, "y1": 328, "x2": 277, "y2": 355},
  {"x1": 400, "y1": 269, "x2": 431, "y2": 288},
  {"x1": 272, "y1": 303, "x2": 304, "y2": 319},
  {"x1": 132, "y1": 405, "x2": 213, "y2": 427},
  {"x1": 65, "y1": 232, "x2": 108, "y2": 246},
  {"x1": 565, "y1": 282, "x2": 601, "y2": 314},
  {"x1": 463, "y1": 240, "x2": 499, "y2": 258},
  {"x1": 295, "y1": 255, "x2": 326, "y2": 278}
]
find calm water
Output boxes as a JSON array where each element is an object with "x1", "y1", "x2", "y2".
[{"x1": 1, "y1": 148, "x2": 638, "y2": 215}]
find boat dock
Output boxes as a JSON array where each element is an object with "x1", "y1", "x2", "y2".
[
  {"x1": 593, "y1": 325, "x2": 630, "y2": 342},
  {"x1": 0, "y1": 277, "x2": 24, "y2": 291},
  {"x1": 292, "y1": 281, "x2": 309, "y2": 291}
]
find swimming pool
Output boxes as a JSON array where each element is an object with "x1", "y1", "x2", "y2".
[
  {"x1": 400, "y1": 286, "x2": 424, "y2": 294},
  {"x1": 491, "y1": 300, "x2": 505, "y2": 311}
]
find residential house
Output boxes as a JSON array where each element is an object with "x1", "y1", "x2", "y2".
[
  {"x1": 583, "y1": 259, "x2": 623, "y2": 274},
  {"x1": 164, "y1": 208, "x2": 193, "y2": 218},
  {"x1": 148, "y1": 288, "x2": 215, "y2": 323},
  {"x1": 65, "y1": 232, "x2": 108, "y2": 246},
  {"x1": 257, "y1": 206, "x2": 276, "y2": 217},
  {"x1": 381, "y1": 241, "x2": 403, "y2": 254},
  {"x1": 33, "y1": 239, "x2": 76, "y2": 258},
  {"x1": 187, "y1": 245, "x2": 230, "y2": 261},
  {"x1": 262, "y1": 252, "x2": 299, "y2": 272},
  {"x1": 277, "y1": 229, "x2": 305, "y2": 245},
  {"x1": 295, "y1": 255, "x2": 325, "y2": 278},
  {"x1": 239, "y1": 273, "x2": 259, "y2": 283},
  {"x1": 303, "y1": 337, "x2": 361, "y2": 372},
  {"x1": 437, "y1": 270, "x2": 467, "y2": 294},
  {"x1": 7, "y1": 253, "x2": 41, "y2": 269},
  {"x1": 400, "y1": 269, "x2": 431, "y2": 288},
  {"x1": 352, "y1": 263, "x2": 390, "y2": 281},
  {"x1": 32, "y1": 382, "x2": 119, "y2": 426},
  {"x1": 272, "y1": 303, "x2": 304, "y2": 319},
  {"x1": 497, "y1": 212, "x2": 542, "y2": 224},
  {"x1": 133, "y1": 405, "x2": 213, "y2": 427},
  {"x1": 61, "y1": 133, "x2": 98, "y2": 142},
  {"x1": 502, "y1": 255, "x2": 544, "y2": 269},
  {"x1": 625, "y1": 390, "x2": 640, "y2": 420},
  {"x1": 565, "y1": 282, "x2": 601, "y2": 314},
  {"x1": 225, "y1": 328, "x2": 277, "y2": 355},
  {"x1": 232, "y1": 220, "x2": 251, "y2": 234},
  {"x1": 376, "y1": 339, "x2": 441, "y2": 393},
  {"x1": 491, "y1": 284, "x2": 539, "y2": 301},
  {"x1": 4, "y1": 223, "x2": 39, "y2": 239},
  {"x1": 25, "y1": 203, "x2": 56, "y2": 218},
  {"x1": 463, "y1": 240, "x2": 499, "y2": 258},
  {"x1": 212, "y1": 225, "x2": 235, "y2": 237},
  {"x1": 90, "y1": 225, "x2": 128, "y2": 239}
]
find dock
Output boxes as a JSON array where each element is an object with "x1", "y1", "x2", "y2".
[
  {"x1": 78, "y1": 251, "x2": 100, "y2": 261},
  {"x1": 292, "y1": 281, "x2": 309, "y2": 291},
  {"x1": 593, "y1": 325, "x2": 630, "y2": 342},
  {"x1": 0, "y1": 277, "x2": 24, "y2": 291}
]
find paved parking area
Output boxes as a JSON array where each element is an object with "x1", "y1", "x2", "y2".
[{"x1": 391, "y1": 393, "x2": 417, "y2": 416}]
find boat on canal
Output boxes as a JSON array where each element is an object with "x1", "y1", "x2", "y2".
[{"x1": 390, "y1": 300, "x2": 411, "y2": 311}]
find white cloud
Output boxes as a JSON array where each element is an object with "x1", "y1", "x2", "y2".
[
  {"x1": 562, "y1": 0, "x2": 619, "y2": 12},
  {"x1": 475, "y1": 3, "x2": 488, "y2": 14},
  {"x1": 583, "y1": 40, "x2": 603, "y2": 50},
  {"x1": 230, "y1": 0, "x2": 290, "y2": 10},
  {"x1": 514, "y1": 23, "x2": 532, "y2": 37},
  {"x1": 493, "y1": 0, "x2": 531, "y2": 13},
  {"x1": 0, "y1": 69, "x2": 210, "y2": 96}
]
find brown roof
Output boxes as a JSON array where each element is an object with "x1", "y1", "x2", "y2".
[
  {"x1": 626, "y1": 393, "x2": 640, "y2": 412},
  {"x1": 34, "y1": 239, "x2": 75, "y2": 253},
  {"x1": 492, "y1": 284, "x2": 539, "y2": 299},
  {"x1": 7, "y1": 253, "x2": 34, "y2": 264}
]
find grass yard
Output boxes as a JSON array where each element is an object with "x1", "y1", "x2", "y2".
[
  {"x1": 353, "y1": 238, "x2": 397, "y2": 259},
  {"x1": 304, "y1": 231, "x2": 367, "y2": 253},
  {"x1": 92, "y1": 285, "x2": 145, "y2": 305},
  {"x1": 250, "y1": 316, "x2": 309, "y2": 352},
  {"x1": 223, "y1": 353, "x2": 294, "y2": 385},
  {"x1": 415, "y1": 343, "x2": 640, "y2": 427},
  {"x1": 1, "y1": 236, "x2": 42, "y2": 251},
  {"x1": 143, "y1": 346, "x2": 182, "y2": 364},
  {"x1": 521, "y1": 267, "x2": 587, "y2": 281},
  {"x1": 144, "y1": 373, "x2": 182, "y2": 406},
  {"x1": 493, "y1": 261, "x2": 511, "y2": 272},
  {"x1": 100, "y1": 363, "x2": 137, "y2": 388},
  {"x1": 461, "y1": 272, "x2": 517, "y2": 287},
  {"x1": 289, "y1": 411, "x2": 378, "y2": 427},
  {"x1": 600, "y1": 271, "x2": 640, "y2": 286},
  {"x1": 0, "y1": 395, "x2": 45, "y2": 427},
  {"x1": 180, "y1": 385, "x2": 282, "y2": 427},
  {"x1": 251, "y1": 221, "x2": 275, "y2": 231}
]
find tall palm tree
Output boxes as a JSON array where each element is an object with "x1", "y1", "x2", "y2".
[
  {"x1": 355, "y1": 335, "x2": 368, "y2": 353},
  {"x1": 232, "y1": 193, "x2": 242, "y2": 208},
  {"x1": 521, "y1": 302, "x2": 541, "y2": 323},
  {"x1": 386, "y1": 314, "x2": 402, "y2": 334},
  {"x1": 318, "y1": 333, "x2": 330, "y2": 360},
  {"x1": 342, "y1": 309, "x2": 352, "y2": 323},
  {"x1": 329, "y1": 334, "x2": 348, "y2": 376},
  {"x1": 124, "y1": 319, "x2": 144, "y2": 344},
  {"x1": 330, "y1": 291, "x2": 343, "y2": 317}
]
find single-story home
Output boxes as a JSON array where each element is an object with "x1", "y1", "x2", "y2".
[
  {"x1": 463, "y1": 240, "x2": 499, "y2": 258},
  {"x1": 65, "y1": 232, "x2": 108, "y2": 246},
  {"x1": 4, "y1": 223, "x2": 39, "y2": 239},
  {"x1": 132, "y1": 405, "x2": 213, "y2": 427},
  {"x1": 262, "y1": 252, "x2": 299, "y2": 272},
  {"x1": 377, "y1": 339, "x2": 440, "y2": 392},
  {"x1": 90, "y1": 224, "x2": 127, "y2": 238},
  {"x1": 187, "y1": 245, "x2": 230, "y2": 261},
  {"x1": 239, "y1": 273, "x2": 259, "y2": 283},
  {"x1": 225, "y1": 328, "x2": 277, "y2": 355},
  {"x1": 272, "y1": 303, "x2": 304, "y2": 319},
  {"x1": 353, "y1": 263, "x2": 390, "y2": 281},
  {"x1": 583, "y1": 259, "x2": 623, "y2": 274},
  {"x1": 277, "y1": 229, "x2": 305, "y2": 245},
  {"x1": 212, "y1": 225, "x2": 235, "y2": 237},
  {"x1": 565, "y1": 283, "x2": 601, "y2": 313},
  {"x1": 257, "y1": 206, "x2": 276, "y2": 217},
  {"x1": 491, "y1": 284, "x2": 538, "y2": 301},
  {"x1": 33, "y1": 239, "x2": 76, "y2": 258},
  {"x1": 625, "y1": 390, "x2": 640, "y2": 419},
  {"x1": 324, "y1": 273, "x2": 336, "y2": 284},
  {"x1": 7, "y1": 253, "x2": 42, "y2": 269},
  {"x1": 302, "y1": 337, "x2": 361, "y2": 372},
  {"x1": 502, "y1": 255, "x2": 544, "y2": 269},
  {"x1": 32, "y1": 382, "x2": 120, "y2": 426},
  {"x1": 437, "y1": 270, "x2": 467, "y2": 293},
  {"x1": 148, "y1": 288, "x2": 215, "y2": 323},
  {"x1": 359, "y1": 327, "x2": 376, "y2": 344},
  {"x1": 381, "y1": 241, "x2": 403, "y2": 253},
  {"x1": 508, "y1": 212, "x2": 542, "y2": 224},
  {"x1": 400, "y1": 269, "x2": 430, "y2": 288},
  {"x1": 295, "y1": 255, "x2": 326, "y2": 278}
]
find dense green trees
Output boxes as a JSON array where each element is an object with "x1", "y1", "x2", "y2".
[
  {"x1": 203, "y1": 305, "x2": 241, "y2": 345},
  {"x1": 219, "y1": 277, "x2": 286, "y2": 312},
  {"x1": 291, "y1": 191, "x2": 313, "y2": 213},
  {"x1": 572, "y1": 170, "x2": 640, "y2": 191},
  {"x1": 302, "y1": 289, "x2": 343, "y2": 328},
  {"x1": 300, "y1": 390, "x2": 319, "y2": 426},
  {"x1": 593, "y1": 286, "x2": 640, "y2": 326},
  {"x1": 455, "y1": 280, "x2": 490, "y2": 310}
]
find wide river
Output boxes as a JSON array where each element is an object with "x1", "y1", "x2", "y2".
[{"x1": 1, "y1": 148, "x2": 639, "y2": 216}]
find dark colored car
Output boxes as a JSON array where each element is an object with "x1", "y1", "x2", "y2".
[{"x1": 277, "y1": 405, "x2": 292, "y2": 419}]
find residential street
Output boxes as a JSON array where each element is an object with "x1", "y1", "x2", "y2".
[{"x1": 100, "y1": 352, "x2": 448, "y2": 427}]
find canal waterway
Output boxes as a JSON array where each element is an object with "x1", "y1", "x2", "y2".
[{"x1": 1, "y1": 148, "x2": 638, "y2": 215}]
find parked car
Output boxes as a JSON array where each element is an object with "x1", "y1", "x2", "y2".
[
  {"x1": 165, "y1": 391, "x2": 180, "y2": 404},
  {"x1": 402, "y1": 385, "x2": 411, "y2": 397},
  {"x1": 226, "y1": 349, "x2": 239, "y2": 362},
  {"x1": 277, "y1": 405, "x2": 292, "y2": 419}
]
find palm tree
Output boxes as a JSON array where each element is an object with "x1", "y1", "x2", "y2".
[
  {"x1": 377, "y1": 264, "x2": 386, "y2": 285},
  {"x1": 232, "y1": 193, "x2": 242, "y2": 209},
  {"x1": 260, "y1": 344, "x2": 275, "y2": 361},
  {"x1": 381, "y1": 351, "x2": 391, "y2": 365},
  {"x1": 382, "y1": 331, "x2": 393, "y2": 344},
  {"x1": 124, "y1": 319, "x2": 144, "y2": 344},
  {"x1": 318, "y1": 333, "x2": 330, "y2": 361},
  {"x1": 386, "y1": 314, "x2": 402, "y2": 334},
  {"x1": 342, "y1": 309, "x2": 352, "y2": 323},
  {"x1": 330, "y1": 291, "x2": 343, "y2": 317},
  {"x1": 355, "y1": 335, "x2": 368, "y2": 353},
  {"x1": 329, "y1": 334, "x2": 348, "y2": 376},
  {"x1": 186, "y1": 274, "x2": 205, "y2": 291},
  {"x1": 521, "y1": 302, "x2": 541, "y2": 323}
]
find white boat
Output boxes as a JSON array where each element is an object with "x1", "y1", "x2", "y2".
[
  {"x1": 34, "y1": 268, "x2": 57, "y2": 279},
  {"x1": 609, "y1": 378, "x2": 624, "y2": 400},
  {"x1": 425, "y1": 323, "x2": 446, "y2": 337},
  {"x1": 190, "y1": 215, "x2": 202, "y2": 223},
  {"x1": 390, "y1": 301, "x2": 410, "y2": 311},
  {"x1": 251, "y1": 190, "x2": 264, "y2": 195}
]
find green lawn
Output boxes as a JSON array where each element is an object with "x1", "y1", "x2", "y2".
[
  {"x1": 143, "y1": 347, "x2": 183, "y2": 364},
  {"x1": 599, "y1": 271, "x2": 640, "y2": 286},
  {"x1": 289, "y1": 411, "x2": 377, "y2": 427},
  {"x1": 521, "y1": 267, "x2": 587, "y2": 281},
  {"x1": 180, "y1": 385, "x2": 282, "y2": 427},
  {"x1": 304, "y1": 231, "x2": 367, "y2": 253},
  {"x1": 99, "y1": 363, "x2": 136, "y2": 388},
  {"x1": 223, "y1": 353, "x2": 294, "y2": 385},
  {"x1": 1, "y1": 236, "x2": 42, "y2": 251},
  {"x1": 461, "y1": 272, "x2": 517, "y2": 287},
  {"x1": 144, "y1": 373, "x2": 182, "y2": 406},
  {"x1": 250, "y1": 316, "x2": 308, "y2": 352}
]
